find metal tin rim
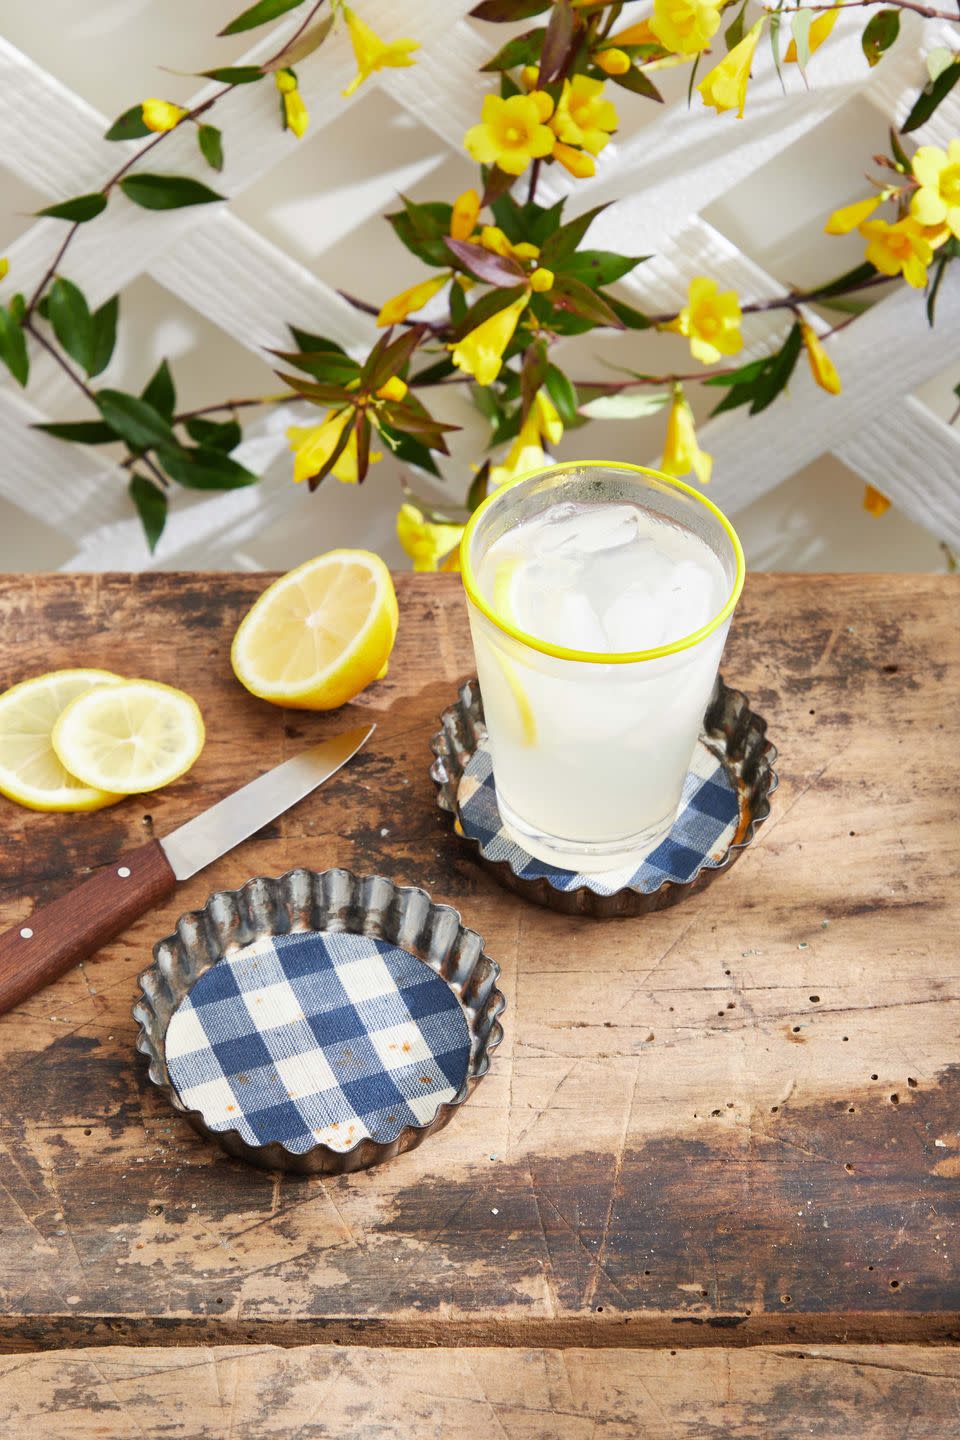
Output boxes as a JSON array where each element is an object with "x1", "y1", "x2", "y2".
[
  {"x1": 133, "y1": 868, "x2": 505, "y2": 1175},
  {"x1": 459, "y1": 461, "x2": 746, "y2": 666},
  {"x1": 430, "y1": 675, "x2": 778, "y2": 919}
]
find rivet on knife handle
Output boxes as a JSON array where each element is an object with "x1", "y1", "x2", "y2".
[{"x1": 0, "y1": 841, "x2": 177, "y2": 1017}]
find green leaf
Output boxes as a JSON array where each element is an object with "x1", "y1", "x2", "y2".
[
  {"x1": 361, "y1": 326, "x2": 429, "y2": 391},
  {"x1": 119, "y1": 174, "x2": 225, "y2": 210},
  {"x1": 449, "y1": 279, "x2": 468, "y2": 327},
  {"x1": 89, "y1": 295, "x2": 119, "y2": 378},
  {"x1": 579, "y1": 390, "x2": 671, "y2": 420},
  {"x1": 129, "y1": 475, "x2": 167, "y2": 552},
  {"x1": 520, "y1": 339, "x2": 548, "y2": 419},
  {"x1": 376, "y1": 420, "x2": 442, "y2": 476},
  {"x1": 445, "y1": 237, "x2": 526, "y2": 287},
  {"x1": 472, "y1": 383, "x2": 501, "y2": 425},
  {"x1": 37, "y1": 192, "x2": 108, "y2": 224},
  {"x1": 480, "y1": 27, "x2": 545, "y2": 72},
  {"x1": 288, "y1": 326, "x2": 348, "y2": 355},
  {"x1": 703, "y1": 358, "x2": 772, "y2": 387},
  {"x1": 539, "y1": 0, "x2": 575, "y2": 84},
  {"x1": 0, "y1": 308, "x2": 28, "y2": 386},
  {"x1": 902, "y1": 60, "x2": 960, "y2": 132},
  {"x1": 271, "y1": 348, "x2": 360, "y2": 384},
  {"x1": 451, "y1": 284, "x2": 527, "y2": 342},
  {"x1": 686, "y1": 52, "x2": 702, "y2": 108},
  {"x1": 544, "y1": 364, "x2": 578, "y2": 426},
  {"x1": 468, "y1": 461, "x2": 491, "y2": 512},
  {"x1": 275, "y1": 371, "x2": 354, "y2": 405},
  {"x1": 861, "y1": 9, "x2": 900, "y2": 67},
  {"x1": 769, "y1": 13, "x2": 785, "y2": 94},
  {"x1": 553, "y1": 250, "x2": 647, "y2": 288},
  {"x1": 889, "y1": 126, "x2": 911, "y2": 171},
  {"x1": 156, "y1": 445, "x2": 257, "y2": 489},
  {"x1": 198, "y1": 65, "x2": 266, "y2": 84},
  {"x1": 33, "y1": 419, "x2": 116, "y2": 444},
  {"x1": 926, "y1": 46, "x2": 955, "y2": 85},
  {"x1": 549, "y1": 275, "x2": 624, "y2": 329},
  {"x1": 184, "y1": 417, "x2": 242, "y2": 452},
  {"x1": 142, "y1": 359, "x2": 176, "y2": 421},
  {"x1": 387, "y1": 198, "x2": 454, "y2": 267},
  {"x1": 470, "y1": 0, "x2": 551, "y2": 20},
  {"x1": 607, "y1": 66, "x2": 663, "y2": 102},
  {"x1": 540, "y1": 203, "x2": 610, "y2": 265},
  {"x1": 8, "y1": 293, "x2": 25, "y2": 325},
  {"x1": 377, "y1": 399, "x2": 459, "y2": 449},
  {"x1": 606, "y1": 296, "x2": 652, "y2": 330},
  {"x1": 926, "y1": 246, "x2": 950, "y2": 328},
  {"x1": 815, "y1": 295, "x2": 871, "y2": 316},
  {"x1": 811, "y1": 260, "x2": 878, "y2": 299},
  {"x1": 790, "y1": 9, "x2": 813, "y2": 73},
  {"x1": 197, "y1": 124, "x2": 224, "y2": 172},
  {"x1": 96, "y1": 389, "x2": 177, "y2": 451},
  {"x1": 220, "y1": 0, "x2": 305, "y2": 35},
  {"x1": 750, "y1": 322, "x2": 803, "y2": 414},
  {"x1": 48, "y1": 275, "x2": 94, "y2": 374},
  {"x1": 410, "y1": 354, "x2": 456, "y2": 386},
  {"x1": 104, "y1": 104, "x2": 152, "y2": 141},
  {"x1": 725, "y1": 0, "x2": 749, "y2": 51}
]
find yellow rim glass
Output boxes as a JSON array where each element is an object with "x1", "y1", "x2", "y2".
[{"x1": 460, "y1": 460, "x2": 746, "y2": 665}]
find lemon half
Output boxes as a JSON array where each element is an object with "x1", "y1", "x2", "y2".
[
  {"x1": 231, "y1": 550, "x2": 398, "y2": 710},
  {"x1": 52, "y1": 679, "x2": 205, "y2": 794},
  {"x1": 0, "y1": 669, "x2": 124, "y2": 812}
]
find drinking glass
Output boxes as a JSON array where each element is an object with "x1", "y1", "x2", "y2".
[{"x1": 460, "y1": 461, "x2": 745, "y2": 873}]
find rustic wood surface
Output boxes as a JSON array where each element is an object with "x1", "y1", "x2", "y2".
[
  {"x1": 0, "y1": 573, "x2": 957, "y2": 1359},
  {"x1": 3, "y1": 1343, "x2": 960, "y2": 1438}
]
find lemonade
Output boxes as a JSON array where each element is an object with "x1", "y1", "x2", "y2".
[{"x1": 462, "y1": 463, "x2": 744, "y2": 872}]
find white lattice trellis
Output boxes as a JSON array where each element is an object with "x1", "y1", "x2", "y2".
[{"x1": 0, "y1": 2, "x2": 958, "y2": 570}]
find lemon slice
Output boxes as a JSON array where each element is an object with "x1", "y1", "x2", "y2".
[
  {"x1": 52, "y1": 680, "x2": 205, "y2": 794},
  {"x1": 231, "y1": 550, "x2": 398, "y2": 710},
  {"x1": 491, "y1": 559, "x2": 536, "y2": 747},
  {"x1": 0, "y1": 669, "x2": 124, "y2": 812}
]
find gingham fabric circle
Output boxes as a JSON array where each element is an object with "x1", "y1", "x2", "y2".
[
  {"x1": 165, "y1": 932, "x2": 471, "y2": 1154},
  {"x1": 457, "y1": 736, "x2": 740, "y2": 898}
]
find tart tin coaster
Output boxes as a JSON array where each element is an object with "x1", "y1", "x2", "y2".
[
  {"x1": 134, "y1": 870, "x2": 505, "y2": 1176},
  {"x1": 431, "y1": 676, "x2": 778, "y2": 919}
]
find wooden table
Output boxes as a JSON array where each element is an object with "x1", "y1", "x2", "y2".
[{"x1": 0, "y1": 572, "x2": 957, "y2": 1438}]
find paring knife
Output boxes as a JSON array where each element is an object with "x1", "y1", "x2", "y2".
[{"x1": 0, "y1": 723, "x2": 375, "y2": 1018}]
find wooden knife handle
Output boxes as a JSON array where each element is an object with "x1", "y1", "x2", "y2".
[{"x1": 0, "y1": 840, "x2": 177, "y2": 1017}]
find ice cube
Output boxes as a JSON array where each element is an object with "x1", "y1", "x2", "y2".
[{"x1": 603, "y1": 586, "x2": 669, "y2": 651}]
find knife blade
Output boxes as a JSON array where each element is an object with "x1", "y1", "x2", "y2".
[
  {"x1": 0, "y1": 723, "x2": 375, "y2": 1017},
  {"x1": 160, "y1": 724, "x2": 375, "y2": 880}
]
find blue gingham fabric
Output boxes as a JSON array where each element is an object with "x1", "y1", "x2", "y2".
[
  {"x1": 457, "y1": 736, "x2": 740, "y2": 898},
  {"x1": 165, "y1": 932, "x2": 471, "y2": 1154}
]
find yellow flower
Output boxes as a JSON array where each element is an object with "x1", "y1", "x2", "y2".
[
  {"x1": 785, "y1": 6, "x2": 839, "y2": 61},
  {"x1": 910, "y1": 140, "x2": 960, "y2": 241},
  {"x1": 141, "y1": 98, "x2": 187, "y2": 133},
  {"x1": 670, "y1": 276, "x2": 743, "y2": 365},
  {"x1": 376, "y1": 376, "x2": 408, "y2": 402},
  {"x1": 661, "y1": 388, "x2": 712, "y2": 487},
  {"x1": 863, "y1": 484, "x2": 891, "y2": 517},
  {"x1": 397, "y1": 503, "x2": 463, "y2": 572},
  {"x1": 698, "y1": 19, "x2": 764, "y2": 119},
  {"x1": 448, "y1": 294, "x2": 529, "y2": 386},
  {"x1": 450, "y1": 188, "x2": 481, "y2": 242},
  {"x1": 611, "y1": 19, "x2": 659, "y2": 45},
  {"x1": 824, "y1": 195, "x2": 883, "y2": 235},
  {"x1": 275, "y1": 72, "x2": 309, "y2": 139},
  {"x1": 477, "y1": 226, "x2": 539, "y2": 261},
  {"x1": 595, "y1": 47, "x2": 631, "y2": 76},
  {"x1": 801, "y1": 323, "x2": 841, "y2": 396},
  {"x1": 551, "y1": 76, "x2": 618, "y2": 156},
  {"x1": 529, "y1": 266, "x2": 554, "y2": 292},
  {"x1": 552, "y1": 141, "x2": 595, "y2": 179},
  {"x1": 377, "y1": 273, "x2": 448, "y2": 327},
  {"x1": 0, "y1": 258, "x2": 8, "y2": 282},
  {"x1": 488, "y1": 390, "x2": 563, "y2": 489},
  {"x1": 860, "y1": 216, "x2": 934, "y2": 289},
  {"x1": 287, "y1": 412, "x2": 381, "y2": 485},
  {"x1": 342, "y1": 8, "x2": 419, "y2": 98},
  {"x1": 650, "y1": 0, "x2": 722, "y2": 56},
  {"x1": 464, "y1": 92, "x2": 555, "y2": 176}
]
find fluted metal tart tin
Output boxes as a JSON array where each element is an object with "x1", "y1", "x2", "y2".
[
  {"x1": 134, "y1": 869, "x2": 505, "y2": 1176},
  {"x1": 430, "y1": 675, "x2": 778, "y2": 919}
]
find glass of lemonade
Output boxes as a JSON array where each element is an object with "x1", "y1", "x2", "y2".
[{"x1": 460, "y1": 461, "x2": 745, "y2": 873}]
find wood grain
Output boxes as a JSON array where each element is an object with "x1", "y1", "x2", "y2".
[
  {"x1": 0, "y1": 573, "x2": 957, "y2": 1352},
  {"x1": 2, "y1": 1343, "x2": 960, "y2": 1438}
]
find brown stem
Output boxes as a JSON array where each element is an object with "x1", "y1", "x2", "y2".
[
  {"x1": 645, "y1": 272, "x2": 891, "y2": 326},
  {"x1": 25, "y1": 0, "x2": 330, "y2": 318},
  {"x1": 527, "y1": 158, "x2": 541, "y2": 206},
  {"x1": 769, "y1": 0, "x2": 959, "y2": 17},
  {"x1": 173, "y1": 394, "x2": 294, "y2": 423}
]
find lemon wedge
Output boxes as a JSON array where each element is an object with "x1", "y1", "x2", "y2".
[
  {"x1": 0, "y1": 668, "x2": 124, "y2": 812},
  {"x1": 231, "y1": 550, "x2": 398, "y2": 710},
  {"x1": 52, "y1": 679, "x2": 205, "y2": 794},
  {"x1": 491, "y1": 559, "x2": 537, "y2": 747}
]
